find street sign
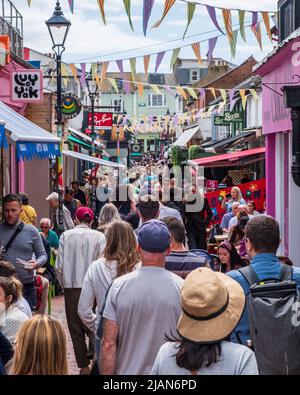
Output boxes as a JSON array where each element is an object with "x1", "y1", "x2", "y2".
[
  {"x1": 61, "y1": 94, "x2": 82, "y2": 119},
  {"x1": 11, "y1": 69, "x2": 43, "y2": 103},
  {"x1": 88, "y1": 112, "x2": 113, "y2": 130},
  {"x1": 214, "y1": 111, "x2": 244, "y2": 126}
]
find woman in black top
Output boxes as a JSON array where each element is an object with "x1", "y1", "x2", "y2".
[{"x1": 0, "y1": 331, "x2": 14, "y2": 375}]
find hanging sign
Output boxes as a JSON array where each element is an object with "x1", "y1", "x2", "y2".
[
  {"x1": 214, "y1": 111, "x2": 244, "y2": 126},
  {"x1": 88, "y1": 112, "x2": 113, "y2": 130},
  {"x1": 61, "y1": 94, "x2": 82, "y2": 119},
  {"x1": 11, "y1": 69, "x2": 43, "y2": 103}
]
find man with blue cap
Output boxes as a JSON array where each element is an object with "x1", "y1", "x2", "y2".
[{"x1": 100, "y1": 220, "x2": 184, "y2": 375}]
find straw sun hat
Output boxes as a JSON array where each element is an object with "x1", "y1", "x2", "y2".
[{"x1": 177, "y1": 267, "x2": 245, "y2": 343}]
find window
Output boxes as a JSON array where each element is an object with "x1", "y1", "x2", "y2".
[
  {"x1": 111, "y1": 99, "x2": 124, "y2": 112},
  {"x1": 116, "y1": 79, "x2": 123, "y2": 90},
  {"x1": 190, "y1": 69, "x2": 200, "y2": 82},
  {"x1": 148, "y1": 74, "x2": 165, "y2": 85},
  {"x1": 148, "y1": 94, "x2": 167, "y2": 107}
]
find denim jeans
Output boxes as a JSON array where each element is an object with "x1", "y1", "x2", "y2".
[{"x1": 23, "y1": 283, "x2": 37, "y2": 312}]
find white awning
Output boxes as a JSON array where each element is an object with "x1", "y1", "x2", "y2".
[
  {"x1": 62, "y1": 149, "x2": 126, "y2": 168},
  {"x1": 173, "y1": 126, "x2": 199, "y2": 148},
  {"x1": 0, "y1": 100, "x2": 60, "y2": 143}
]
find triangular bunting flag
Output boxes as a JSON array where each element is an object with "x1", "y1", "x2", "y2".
[
  {"x1": 206, "y1": 5, "x2": 224, "y2": 35},
  {"x1": 191, "y1": 42, "x2": 202, "y2": 64},
  {"x1": 137, "y1": 82, "x2": 144, "y2": 97},
  {"x1": 170, "y1": 48, "x2": 180, "y2": 70},
  {"x1": 239, "y1": 10, "x2": 246, "y2": 42},
  {"x1": 229, "y1": 30, "x2": 239, "y2": 58},
  {"x1": 68, "y1": 0, "x2": 74, "y2": 14},
  {"x1": 262, "y1": 12, "x2": 272, "y2": 42},
  {"x1": 155, "y1": 51, "x2": 165, "y2": 73},
  {"x1": 129, "y1": 58, "x2": 136, "y2": 80},
  {"x1": 164, "y1": 85, "x2": 175, "y2": 96},
  {"x1": 95, "y1": 74, "x2": 101, "y2": 89},
  {"x1": 151, "y1": 84, "x2": 162, "y2": 95},
  {"x1": 97, "y1": 0, "x2": 106, "y2": 25},
  {"x1": 152, "y1": 0, "x2": 176, "y2": 28},
  {"x1": 176, "y1": 86, "x2": 187, "y2": 100},
  {"x1": 250, "y1": 89, "x2": 259, "y2": 100},
  {"x1": 239, "y1": 89, "x2": 248, "y2": 110},
  {"x1": 124, "y1": 81, "x2": 131, "y2": 95},
  {"x1": 27, "y1": 0, "x2": 31, "y2": 6},
  {"x1": 101, "y1": 62, "x2": 109, "y2": 81},
  {"x1": 207, "y1": 37, "x2": 218, "y2": 63},
  {"x1": 222, "y1": 9, "x2": 233, "y2": 42},
  {"x1": 187, "y1": 87, "x2": 198, "y2": 100},
  {"x1": 183, "y1": 2, "x2": 196, "y2": 39},
  {"x1": 143, "y1": 0, "x2": 155, "y2": 36},
  {"x1": 208, "y1": 87, "x2": 216, "y2": 100},
  {"x1": 144, "y1": 55, "x2": 151, "y2": 77},
  {"x1": 61, "y1": 64, "x2": 69, "y2": 87},
  {"x1": 252, "y1": 11, "x2": 258, "y2": 27},
  {"x1": 123, "y1": 0, "x2": 134, "y2": 31},
  {"x1": 91, "y1": 63, "x2": 97, "y2": 80},
  {"x1": 230, "y1": 97, "x2": 238, "y2": 112},
  {"x1": 80, "y1": 63, "x2": 86, "y2": 88},
  {"x1": 199, "y1": 88, "x2": 206, "y2": 101},
  {"x1": 219, "y1": 89, "x2": 227, "y2": 104},
  {"x1": 107, "y1": 78, "x2": 119, "y2": 93},
  {"x1": 251, "y1": 22, "x2": 263, "y2": 51},
  {"x1": 116, "y1": 60, "x2": 124, "y2": 77},
  {"x1": 69, "y1": 64, "x2": 78, "y2": 83}
]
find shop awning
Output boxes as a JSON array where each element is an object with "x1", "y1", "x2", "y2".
[
  {"x1": 201, "y1": 130, "x2": 256, "y2": 150},
  {"x1": 0, "y1": 101, "x2": 61, "y2": 161},
  {"x1": 62, "y1": 149, "x2": 125, "y2": 168},
  {"x1": 173, "y1": 126, "x2": 199, "y2": 147},
  {"x1": 188, "y1": 147, "x2": 266, "y2": 167}
]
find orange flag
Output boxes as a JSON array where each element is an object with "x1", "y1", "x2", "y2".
[
  {"x1": 262, "y1": 12, "x2": 272, "y2": 42},
  {"x1": 208, "y1": 87, "x2": 216, "y2": 100},
  {"x1": 222, "y1": 9, "x2": 233, "y2": 42},
  {"x1": 101, "y1": 61, "x2": 109, "y2": 81},
  {"x1": 97, "y1": 0, "x2": 106, "y2": 25},
  {"x1": 191, "y1": 43, "x2": 202, "y2": 64},
  {"x1": 152, "y1": 0, "x2": 176, "y2": 28},
  {"x1": 144, "y1": 55, "x2": 151, "y2": 77},
  {"x1": 137, "y1": 82, "x2": 144, "y2": 97}
]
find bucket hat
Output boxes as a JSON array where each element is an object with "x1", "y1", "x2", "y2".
[{"x1": 177, "y1": 267, "x2": 245, "y2": 343}]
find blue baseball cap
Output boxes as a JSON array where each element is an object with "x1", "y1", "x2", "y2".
[{"x1": 138, "y1": 219, "x2": 171, "y2": 253}]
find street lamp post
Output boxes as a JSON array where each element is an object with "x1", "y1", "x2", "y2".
[{"x1": 46, "y1": 0, "x2": 71, "y2": 232}]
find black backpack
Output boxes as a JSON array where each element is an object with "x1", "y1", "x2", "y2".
[
  {"x1": 208, "y1": 224, "x2": 223, "y2": 244},
  {"x1": 239, "y1": 264, "x2": 300, "y2": 375}
]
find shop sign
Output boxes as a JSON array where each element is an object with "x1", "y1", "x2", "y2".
[
  {"x1": 61, "y1": 94, "x2": 82, "y2": 119},
  {"x1": 88, "y1": 112, "x2": 113, "y2": 130},
  {"x1": 214, "y1": 111, "x2": 244, "y2": 126},
  {"x1": 11, "y1": 69, "x2": 43, "y2": 103}
]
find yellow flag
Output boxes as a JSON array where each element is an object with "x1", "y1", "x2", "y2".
[
  {"x1": 91, "y1": 63, "x2": 97, "y2": 80},
  {"x1": 250, "y1": 89, "x2": 259, "y2": 100},
  {"x1": 108, "y1": 78, "x2": 119, "y2": 93},
  {"x1": 61, "y1": 63, "x2": 69, "y2": 87},
  {"x1": 137, "y1": 82, "x2": 144, "y2": 97},
  {"x1": 262, "y1": 12, "x2": 272, "y2": 42},
  {"x1": 239, "y1": 89, "x2": 248, "y2": 109},
  {"x1": 144, "y1": 55, "x2": 151, "y2": 77},
  {"x1": 151, "y1": 84, "x2": 162, "y2": 95},
  {"x1": 69, "y1": 64, "x2": 78, "y2": 83},
  {"x1": 176, "y1": 86, "x2": 187, "y2": 100},
  {"x1": 208, "y1": 87, "x2": 216, "y2": 100},
  {"x1": 208, "y1": 105, "x2": 215, "y2": 114},
  {"x1": 191, "y1": 42, "x2": 202, "y2": 64},
  {"x1": 220, "y1": 89, "x2": 227, "y2": 104},
  {"x1": 97, "y1": 0, "x2": 106, "y2": 25},
  {"x1": 101, "y1": 61, "x2": 109, "y2": 81},
  {"x1": 187, "y1": 87, "x2": 198, "y2": 100}
]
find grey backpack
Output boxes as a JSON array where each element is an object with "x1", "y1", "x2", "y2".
[{"x1": 239, "y1": 264, "x2": 300, "y2": 375}]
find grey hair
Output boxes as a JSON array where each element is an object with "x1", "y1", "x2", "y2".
[
  {"x1": 40, "y1": 218, "x2": 51, "y2": 227},
  {"x1": 98, "y1": 203, "x2": 121, "y2": 226},
  {"x1": 46, "y1": 192, "x2": 59, "y2": 201}
]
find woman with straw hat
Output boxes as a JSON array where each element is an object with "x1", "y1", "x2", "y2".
[{"x1": 151, "y1": 268, "x2": 258, "y2": 375}]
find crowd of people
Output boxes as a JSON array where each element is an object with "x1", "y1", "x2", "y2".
[{"x1": 0, "y1": 170, "x2": 299, "y2": 376}]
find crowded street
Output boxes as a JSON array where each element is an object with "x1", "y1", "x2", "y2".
[{"x1": 1, "y1": 0, "x2": 300, "y2": 381}]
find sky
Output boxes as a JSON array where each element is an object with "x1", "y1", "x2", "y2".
[{"x1": 10, "y1": 0, "x2": 278, "y2": 72}]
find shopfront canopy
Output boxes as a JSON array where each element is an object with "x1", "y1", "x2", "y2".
[
  {"x1": 62, "y1": 149, "x2": 126, "y2": 169},
  {"x1": 0, "y1": 101, "x2": 61, "y2": 161},
  {"x1": 173, "y1": 126, "x2": 199, "y2": 147},
  {"x1": 188, "y1": 147, "x2": 266, "y2": 167}
]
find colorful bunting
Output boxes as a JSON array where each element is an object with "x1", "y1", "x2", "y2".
[
  {"x1": 219, "y1": 89, "x2": 227, "y2": 104},
  {"x1": 144, "y1": 55, "x2": 151, "y2": 78},
  {"x1": 80, "y1": 63, "x2": 86, "y2": 88},
  {"x1": 97, "y1": 0, "x2": 106, "y2": 25},
  {"x1": 151, "y1": 84, "x2": 162, "y2": 95},
  {"x1": 124, "y1": 81, "x2": 131, "y2": 95},
  {"x1": 222, "y1": 9, "x2": 233, "y2": 42},
  {"x1": 199, "y1": 88, "x2": 206, "y2": 102},
  {"x1": 191, "y1": 43, "x2": 202, "y2": 64},
  {"x1": 252, "y1": 12, "x2": 258, "y2": 27},
  {"x1": 116, "y1": 60, "x2": 124, "y2": 77},
  {"x1": 187, "y1": 87, "x2": 198, "y2": 100},
  {"x1": 152, "y1": 0, "x2": 176, "y2": 28},
  {"x1": 251, "y1": 22, "x2": 263, "y2": 51},
  {"x1": 239, "y1": 89, "x2": 248, "y2": 110},
  {"x1": 27, "y1": 0, "x2": 31, "y2": 6},
  {"x1": 68, "y1": 0, "x2": 74, "y2": 14},
  {"x1": 230, "y1": 97, "x2": 238, "y2": 112},
  {"x1": 61, "y1": 64, "x2": 69, "y2": 87},
  {"x1": 155, "y1": 51, "x2": 165, "y2": 73},
  {"x1": 123, "y1": 0, "x2": 134, "y2": 31},
  {"x1": 250, "y1": 89, "x2": 259, "y2": 100},
  {"x1": 129, "y1": 58, "x2": 136, "y2": 80},
  {"x1": 164, "y1": 85, "x2": 175, "y2": 96},
  {"x1": 143, "y1": 0, "x2": 155, "y2": 36},
  {"x1": 101, "y1": 61, "x2": 109, "y2": 81},
  {"x1": 239, "y1": 10, "x2": 246, "y2": 42},
  {"x1": 170, "y1": 48, "x2": 181, "y2": 70},
  {"x1": 206, "y1": 5, "x2": 224, "y2": 35},
  {"x1": 107, "y1": 78, "x2": 119, "y2": 93},
  {"x1": 69, "y1": 63, "x2": 78, "y2": 83},
  {"x1": 176, "y1": 86, "x2": 187, "y2": 100},
  {"x1": 229, "y1": 89, "x2": 235, "y2": 105},
  {"x1": 229, "y1": 30, "x2": 239, "y2": 58},
  {"x1": 183, "y1": 2, "x2": 196, "y2": 39},
  {"x1": 95, "y1": 74, "x2": 101, "y2": 89},
  {"x1": 262, "y1": 12, "x2": 272, "y2": 42},
  {"x1": 137, "y1": 82, "x2": 144, "y2": 97},
  {"x1": 207, "y1": 37, "x2": 218, "y2": 64},
  {"x1": 91, "y1": 63, "x2": 97, "y2": 80},
  {"x1": 208, "y1": 87, "x2": 216, "y2": 100}
]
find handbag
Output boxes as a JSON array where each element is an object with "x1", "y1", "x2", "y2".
[{"x1": 96, "y1": 283, "x2": 113, "y2": 340}]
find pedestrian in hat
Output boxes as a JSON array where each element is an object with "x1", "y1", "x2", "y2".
[
  {"x1": 152, "y1": 267, "x2": 258, "y2": 375},
  {"x1": 100, "y1": 219, "x2": 184, "y2": 375},
  {"x1": 56, "y1": 207, "x2": 106, "y2": 375}
]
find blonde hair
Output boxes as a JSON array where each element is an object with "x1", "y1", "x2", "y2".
[
  {"x1": 231, "y1": 186, "x2": 243, "y2": 202},
  {"x1": 104, "y1": 220, "x2": 140, "y2": 278},
  {"x1": 13, "y1": 315, "x2": 68, "y2": 375},
  {"x1": 0, "y1": 276, "x2": 22, "y2": 307},
  {"x1": 98, "y1": 203, "x2": 121, "y2": 227}
]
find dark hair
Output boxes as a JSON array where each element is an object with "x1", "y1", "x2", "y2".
[
  {"x1": 162, "y1": 217, "x2": 185, "y2": 244},
  {"x1": 218, "y1": 242, "x2": 243, "y2": 271},
  {"x1": 277, "y1": 256, "x2": 293, "y2": 267},
  {"x1": 19, "y1": 193, "x2": 29, "y2": 205},
  {"x1": 247, "y1": 200, "x2": 256, "y2": 209},
  {"x1": 0, "y1": 261, "x2": 16, "y2": 277},
  {"x1": 138, "y1": 195, "x2": 159, "y2": 221},
  {"x1": 230, "y1": 216, "x2": 249, "y2": 244},
  {"x1": 64, "y1": 187, "x2": 74, "y2": 196},
  {"x1": 165, "y1": 331, "x2": 221, "y2": 372},
  {"x1": 245, "y1": 215, "x2": 280, "y2": 254},
  {"x1": 3, "y1": 194, "x2": 21, "y2": 207},
  {"x1": 71, "y1": 181, "x2": 79, "y2": 186}
]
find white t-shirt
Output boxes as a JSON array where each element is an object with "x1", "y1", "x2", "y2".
[
  {"x1": 103, "y1": 266, "x2": 184, "y2": 375},
  {"x1": 151, "y1": 341, "x2": 259, "y2": 375}
]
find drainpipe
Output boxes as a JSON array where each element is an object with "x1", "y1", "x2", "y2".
[{"x1": 290, "y1": 109, "x2": 300, "y2": 187}]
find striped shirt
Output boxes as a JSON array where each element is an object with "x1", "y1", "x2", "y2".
[{"x1": 165, "y1": 251, "x2": 210, "y2": 279}]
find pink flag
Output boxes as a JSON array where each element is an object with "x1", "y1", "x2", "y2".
[
  {"x1": 207, "y1": 37, "x2": 218, "y2": 63},
  {"x1": 124, "y1": 81, "x2": 131, "y2": 95},
  {"x1": 164, "y1": 85, "x2": 175, "y2": 96},
  {"x1": 199, "y1": 88, "x2": 206, "y2": 101},
  {"x1": 80, "y1": 63, "x2": 86, "y2": 88},
  {"x1": 116, "y1": 60, "x2": 124, "y2": 77},
  {"x1": 229, "y1": 89, "x2": 235, "y2": 105},
  {"x1": 252, "y1": 11, "x2": 258, "y2": 27},
  {"x1": 206, "y1": 6, "x2": 224, "y2": 35},
  {"x1": 196, "y1": 108, "x2": 205, "y2": 118},
  {"x1": 68, "y1": 0, "x2": 74, "y2": 13},
  {"x1": 155, "y1": 51, "x2": 165, "y2": 73}
]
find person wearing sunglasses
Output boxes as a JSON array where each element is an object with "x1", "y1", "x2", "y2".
[{"x1": 39, "y1": 218, "x2": 59, "y2": 250}]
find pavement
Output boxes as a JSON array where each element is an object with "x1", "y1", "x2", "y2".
[{"x1": 50, "y1": 294, "x2": 80, "y2": 375}]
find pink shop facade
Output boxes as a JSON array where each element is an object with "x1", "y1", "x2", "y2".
[{"x1": 255, "y1": 31, "x2": 300, "y2": 264}]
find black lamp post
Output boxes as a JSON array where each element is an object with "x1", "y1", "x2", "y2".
[
  {"x1": 85, "y1": 74, "x2": 99, "y2": 157},
  {"x1": 46, "y1": 0, "x2": 71, "y2": 231},
  {"x1": 283, "y1": 85, "x2": 300, "y2": 187}
]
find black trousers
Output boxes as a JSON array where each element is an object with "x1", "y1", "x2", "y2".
[{"x1": 187, "y1": 227, "x2": 207, "y2": 251}]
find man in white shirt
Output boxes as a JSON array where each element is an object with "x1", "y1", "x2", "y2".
[{"x1": 56, "y1": 207, "x2": 106, "y2": 375}]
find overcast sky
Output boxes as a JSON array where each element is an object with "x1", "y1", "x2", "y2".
[{"x1": 12, "y1": 0, "x2": 278, "y2": 71}]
